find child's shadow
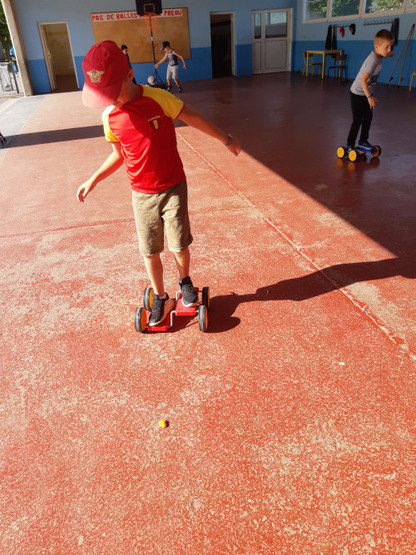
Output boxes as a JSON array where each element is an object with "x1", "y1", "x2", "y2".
[{"x1": 207, "y1": 256, "x2": 415, "y2": 333}]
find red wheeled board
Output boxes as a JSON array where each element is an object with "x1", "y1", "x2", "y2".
[{"x1": 134, "y1": 286, "x2": 210, "y2": 333}]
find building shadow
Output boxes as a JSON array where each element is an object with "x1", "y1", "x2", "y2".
[
  {"x1": 3, "y1": 125, "x2": 104, "y2": 148},
  {"x1": 182, "y1": 74, "x2": 416, "y2": 266}
]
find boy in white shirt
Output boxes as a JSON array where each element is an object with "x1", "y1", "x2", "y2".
[{"x1": 346, "y1": 29, "x2": 394, "y2": 152}]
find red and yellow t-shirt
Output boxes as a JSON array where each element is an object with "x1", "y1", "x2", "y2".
[{"x1": 102, "y1": 85, "x2": 186, "y2": 194}]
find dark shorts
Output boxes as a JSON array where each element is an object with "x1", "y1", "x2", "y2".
[{"x1": 132, "y1": 180, "x2": 193, "y2": 257}]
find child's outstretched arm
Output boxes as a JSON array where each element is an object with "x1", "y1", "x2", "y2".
[
  {"x1": 178, "y1": 106, "x2": 241, "y2": 156},
  {"x1": 155, "y1": 53, "x2": 168, "y2": 69},
  {"x1": 77, "y1": 142, "x2": 124, "y2": 202},
  {"x1": 172, "y1": 50, "x2": 187, "y2": 69}
]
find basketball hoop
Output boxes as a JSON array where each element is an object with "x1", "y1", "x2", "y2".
[
  {"x1": 136, "y1": 0, "x2": 162, "y2": 27},
  {"x1": 142, "y1": 10, "x2": 165, "y2": 87},
  {"x1": 139, "y1": 2, "x2": 160, "y2": 15},
  {"x1": 143, "y1": 12, "x2": 158, "y2": 33},
  {"x1": 136, "y1": 0, "x2": 164, "y2": 83}
]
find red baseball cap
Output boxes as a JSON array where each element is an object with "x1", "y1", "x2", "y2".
[{"x1": 82, "y1": 41, "x2": 130, "y2": 107}]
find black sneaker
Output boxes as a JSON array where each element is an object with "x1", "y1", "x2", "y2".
[
  {"x1": 177, "y1": 87, "x2": 182, "y2": 93},
  {"x1": 149, "y1": 293, "x2": 169, "y2": 326},
  {"x1": 167, "y1": 86, "x2": 171, "y2": 91},
  {"x1": 180, "y1": 276, "x2": 198, "y2": 307}
]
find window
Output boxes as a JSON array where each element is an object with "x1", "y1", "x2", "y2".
[
  {"x1": 365, "y1": 0, "x2": 404, "y2": 13},
  {"x1": 254, "y1": 13, "x2": 261, "y2": 39},
  {"x1": 304, "y1": 0, "x2": 327, "y2": 20},
  {"x1": 265, "y1": 12, "x2": 287, "y2": 38},
  {"x1": 331, "y1": 0, "x2": 361, "y2": 17},
  {"x1": 304, "y1": 0, "x2": 412, "y2": 19}
]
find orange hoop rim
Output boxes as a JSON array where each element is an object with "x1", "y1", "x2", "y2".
[{"x1": 143, "y1": 12, "x2": 158, "y2": 30}]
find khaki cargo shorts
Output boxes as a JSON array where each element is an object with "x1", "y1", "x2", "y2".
[
  {"x1": 167, "y1": 65, "x2": 179, "y2": 81},
  {"x1": 132, "y1": 180, "x2": 193, "y2": 257}
]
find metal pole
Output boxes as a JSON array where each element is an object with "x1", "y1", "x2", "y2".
[
  {"x1": 149, "y1": 16, "x2": 156, "y2": 65},
  {"x1": 147, "y1": 15, "x2": 163, "y2": 83},
  {"x1": 398, "y1": 24, "x2": 414, "y2": 85},
  {"x1": 386, "y1": 25, "x2": 414, "y2": 85}
]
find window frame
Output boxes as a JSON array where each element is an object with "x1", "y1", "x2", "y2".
[{"x1": 302, "y1": 0, "x2": 415, "y2": 23}]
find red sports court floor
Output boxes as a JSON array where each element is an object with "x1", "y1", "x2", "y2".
[{"x1": 1, "y1": 74, "x2": 415, "y2": 552}]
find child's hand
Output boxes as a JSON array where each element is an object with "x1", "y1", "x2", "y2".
[
  {"x1": 77, "y1": 179, "x2": 96, "y2": 203},
  {"x1": 183, "y1": 63, "x2": 187, "y2": 69},
  {"x1": 368, "y1": 96, "x2": 378, "y2": 110}
]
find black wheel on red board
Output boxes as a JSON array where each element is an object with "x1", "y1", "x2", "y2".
[
  {"x1": 143, "y1": 287, "x2": 154, "y2": 311},
  {"x1": 198, "y1": 305, "x2": 208, "y2": 332},
  {"x1": 134, "y1": 306, "x2": 147, "y2": 333},
  {"x1": 202, "y1": 287, "x2": 210, "y2": 309}
]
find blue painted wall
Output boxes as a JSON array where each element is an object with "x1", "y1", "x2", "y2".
[
  {"x1": 14, "y1": 0, "x2": 295, "y2": 94},
  {"x1": 293, "y1": 6, "x2": 416, "y2": 86},
  {"x1": 15, "y1": 0, "x2": 414, "y2": 93}
]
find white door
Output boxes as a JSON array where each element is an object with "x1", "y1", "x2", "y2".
[
  {"x1": 38, "y1": 22, "x2": 78, "y2": 91},
  {"x1": 253, "y1": 10, "x2": 291, "y2": 74},
  {"x1": 39, "y1": 23, "x2": 56, "y2": 90}
]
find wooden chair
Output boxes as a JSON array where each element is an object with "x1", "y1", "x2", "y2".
[
  {"x1": 327, "y1": 53, "x2": 348, "y2": 80},
  {"x1": 409, "y1": 72, "x2": 416, "y2": 91},
  {"x1": 302, "y1": 52, "x2": 322, "y2": 76}
]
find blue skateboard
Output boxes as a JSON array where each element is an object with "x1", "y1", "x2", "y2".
[{"x1": 337, "y1": 144, "x2": 381, "y2": 162}]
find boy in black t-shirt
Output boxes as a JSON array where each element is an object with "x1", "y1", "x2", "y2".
[{"x1": 155, "y1": 41, "x2": 187, "y2": 92}]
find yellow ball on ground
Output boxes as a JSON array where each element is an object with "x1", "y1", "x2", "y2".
[{"x1": 158, "y1": 419, "x2": 169, "y2": 428}]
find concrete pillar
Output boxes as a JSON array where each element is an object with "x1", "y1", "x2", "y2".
[{"x1": 2, "y1": 0, "x2": 33, "y2": 96}]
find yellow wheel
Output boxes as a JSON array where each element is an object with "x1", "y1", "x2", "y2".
[
  {"x1": 348, "y1": 149, "x2": 358, "y2": 162},
  {"x1": 198, "y1": 305, "x2": 208, "y2": 332},
  {"x1": 337, "y1": 146, "x2": 345, "y2": 159},
  {"x1": 143, "y1": 287, "x2": 154, "y2": 311},
  {"x1": 134, "y1": 307, "x2": 147, "y2": 333}
]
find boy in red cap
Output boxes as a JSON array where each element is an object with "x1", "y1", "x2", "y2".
[{"x1": 77, "y1": 41, "x2": 241, "y2": 326}]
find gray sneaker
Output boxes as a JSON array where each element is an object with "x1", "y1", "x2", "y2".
[
  {"x1": 149, "y1": 293, "x2": 169, "y2": 326},
  {"x1": 180, "y1": 276, "x2": 198, "y2": 307}
]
